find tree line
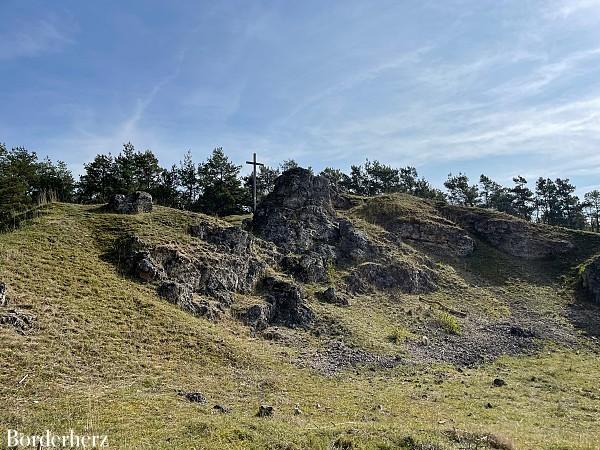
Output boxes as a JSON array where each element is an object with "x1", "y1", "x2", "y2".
[{"x1": 1, "y1": 141, "x2": 599, "y2": 232}]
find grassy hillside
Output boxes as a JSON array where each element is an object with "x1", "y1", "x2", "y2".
[{"x1": 1, "y1": 201, "x2": 600, "y2": 449}]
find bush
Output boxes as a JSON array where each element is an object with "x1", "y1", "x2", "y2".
[
  {"x1": 388, "y1": 326, "x2": 410, "y2": 344},
  {"x1": 436, "y1": 312, "x2": 461, "y2": 335}
]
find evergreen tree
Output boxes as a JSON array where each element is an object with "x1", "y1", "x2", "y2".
[
  {"x1": 133, "y1": 149, "x2": 162, "y2": 192},
  {"x1": 77, "y1": 154, "x2": 117, "y2": 203},
  {"x1": 178, "y1": 150, "x2": 198, "y2": 209},
  {"x1": 152, "y1": 165, "x2": 181, "y2": 208},
  {"x1": 584, "y1": 190, "x2": 600, "y2": 232},
  {"x1": 195, "y1": 147, "x2": 245, "y2": 216},
  {"x1": 346, "y1": 164, "x2": 370, "y2": 195},
  {"x1": 114, "y1": 142, "x2": 137, "y2": 192},
  {"x1": 555, "y1": 178, "x2": 584, "y2": 229},
  {"x1": 510, "y1": 176, "x2": 534, "y2": 220},
  {"x1": 444, "y1": 173, "x2": 480, "y2": 206},
  {"x1": 280, "y1": 159, "x2": 299, "y2": 172},
  {"x1": 364, "y1": 160, "x2": 400, "y2": 194},
  {"x1": 320, "y1": 167, "x2": 350, "y2": 192}
]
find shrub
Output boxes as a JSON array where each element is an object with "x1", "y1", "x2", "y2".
[
  {"x1": 436, "y1": 312, "x2": 461, "y2": 335},
  {"x1": 388, "y1": 326, "x2": 410, "y2": 344}
]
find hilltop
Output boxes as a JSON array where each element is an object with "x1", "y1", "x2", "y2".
[{"x1": 2, "y1": 168, "x2": 600, "y2": 449}]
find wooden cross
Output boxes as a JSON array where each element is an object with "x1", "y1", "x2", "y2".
[{"x1": 246, "y1": 152, "x2": 264, "y2": 212}]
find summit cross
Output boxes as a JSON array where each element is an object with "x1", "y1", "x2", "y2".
[{"x1": 246, "y1": 152, "x2": 264, "y2": 212}]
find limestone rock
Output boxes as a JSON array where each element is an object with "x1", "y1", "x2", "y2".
[
  {"x1": 178, "y1": 391, "x2": 207, "y2": 403},
  {"x1": 108, "y1": 191, "x2": 153, "y2": 214},
  {"x1": 257, "y1": 405, "x2": 274, "y2": 417},
  {"x1": 281, "y1": 252, "x2": 329, "y2": 283},
  {"x1": 251, "y1": 168, "x2": 377, "y2": 273},
  {"x1": 261, "y1": 276, "x2": 314, "y2": 328},
  {"x1": 189, "y1": 221, "x2": 253, "y2": 254},
  {"x1": 317, "y1": 286, "x2": 350, "y2": 307},
  {"x1": 157, "y1": 281, "x2": 193, "y2": 306},
  {"x1": 244, "y1": 303, "x2": 272, "y2": 331},
  {"x1": 580, "y1": 255, "x2": 600, "y2": 304},
  {"x1": 0, "y1": 308, "x2": 34, "y2": 333},
  {"x1": 346, "y1": 261, "x2": 437, "y2": 294},
  {"x1": 117, "y1": 232, "x2": 267, "y2": 318},
  {"x1": 442, "y1": 206, "x2": 574, "y2": 259},
  {"x1": 389, "y1": 218, "x2": 474, "y2": 257},
  {"x1": 251, "y1": 167, "x2": 339, "y2": 255},
  {"x1": 0, "y1": 282, "x2": 7, "y2": 306}
]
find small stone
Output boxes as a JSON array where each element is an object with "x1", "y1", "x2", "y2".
[
  {"x1": 257, "y1": 404, "x2": 274, "y2": 417},
  {"x1": 213, "y1": 404, "x2": 231, "y2": 414},
  {"x1": 178, "y1": 391, "x2": 207, "y2": 403},
  {"x1": 492, "y1": 378, "x2": 506, "y2": 387},
  {"x1": 321, "y1": 287, "x2": 336, "y2": 302},
  {"x1": 421, "y1": 336, "x2": 430, "y2": 346}
]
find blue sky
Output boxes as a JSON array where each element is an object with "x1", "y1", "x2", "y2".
[{"x1": 2, "y1": 0, "x2": 600, "y2": 194}]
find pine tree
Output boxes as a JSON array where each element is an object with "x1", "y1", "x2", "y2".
[
  {"x1": 178, "y1": 150, "x2": 198, "y2": 209},
  {"x1": 444, "y1": 173, "x2": 479, "y2": 206},
  {"x1": 196, "y1": 147, "x2": 245, "y2": 216}
]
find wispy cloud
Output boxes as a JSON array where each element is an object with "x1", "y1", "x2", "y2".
[
  {"x1": 0, "y1": 17, "x2": 73, "y2": 60},
  {"x1": 489, "y1": 47, "x2": 600, "y2": 99},
  {"x1": 547, "y1": 0, "x2": 600, "y2": 19}
]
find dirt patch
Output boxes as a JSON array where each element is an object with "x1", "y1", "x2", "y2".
[{"x1": 298, "y1": 340, "x2": 402, "y2": 376}]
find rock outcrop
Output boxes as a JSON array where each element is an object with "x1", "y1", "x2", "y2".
[
  {"x1": 346, "y1": 261, "x2": 437, "y2": 294},
  {"x1": 580, "y1": 255, "x2": 600, "y2": 304},
  {"x1": 245, "y1": 277, "x2": 314, "y2": 329},
  {"x1": 117, "y1": 227, "x2": 268, "y2": 318},
  {"x1": 250, "y1": 168, "x2": 377, "y2": 281},
  {"x1": 108, "y1": 191, "x2": 153, "y2": 214},
  {"x1": 442, "y1": 206, "x2": 574, "y2": 259},
  {"x1": 388, "y1": 218, "x2": 474, "y2": 257}
]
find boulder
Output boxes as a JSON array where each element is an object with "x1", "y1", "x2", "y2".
[
  {"x1": 261, "y1": 276, "x2": 314, "y2": 328},
  {"x1": 317, "y1": 286, "x2": 350, "y2": 307},
  {"x1": 157, "y1": 281, "x2": 193, "y2": 306},
  {"x1": 0, "y1": 282, "x2": 7, "y2": 306},
  {"x1": 157, "y1": 281, "x2": 224, "y2": 320},
  {"x1": 580, "y1": 255, "x2": 600, "y2": 304},
  {"x1": 244, "y1": 303, "x2": 272, "y2": 331},
  {"x1": 108, "y1": 191, "x2": 153, "y2": 214},
  {"x1": 281, "y1": 252, "x2": 329, "y2": 283},
  {"x1": 117, "y1": 233, "x2": 267, "y2": 319},
  {"x1": 189, "y1": 221, "x2": 253, "y2": 254}
]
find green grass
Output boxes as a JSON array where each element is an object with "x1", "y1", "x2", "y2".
[{"x1": 1, "y1": 202, "x2": 600, "y2": 449}]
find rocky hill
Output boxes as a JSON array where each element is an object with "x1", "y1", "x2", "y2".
[{"x1": 2, "y1": 168, "x2": 600, "y2": 449}]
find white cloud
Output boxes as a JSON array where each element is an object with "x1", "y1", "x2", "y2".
[
  {"x1": 547, "y1": 0, "x2": 600, "y2": 19},
  {"x1": 0, "y1": 18, "x2": 72, "y2": 60}
]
